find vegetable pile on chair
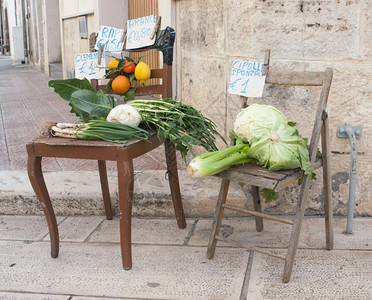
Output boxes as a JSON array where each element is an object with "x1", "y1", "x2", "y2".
[
  {"x1": 187, "y1": 104, "x2": 312, "y2": 202},
  {"x1": 48, "y1": 77, "x2": 225, "y2": 161}
]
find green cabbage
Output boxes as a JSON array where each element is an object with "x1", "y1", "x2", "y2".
[
  {"x1": 234, "y1": 104, "x2": 312, "y2": 175},
  {"x1": 234, "y1": 104, "x2": 287, "y2": 143}
]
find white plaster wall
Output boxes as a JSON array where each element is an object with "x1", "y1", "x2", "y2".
[
  {"x1": 175, "y1": 0, "x2": 372, "y2": 216},
  {"x1": 96, "y1": 0, "x2": 128, "y2": 30},
  {"x1": 60, "y1": 0, "x2": 95, "y2": 18},
  {"x1": 10, "y1": 26, "x2": 24, "y2": 62},
  {"x1": 44, "y1": 0, "x2": 61, "y2": 63},
  {"x1": 3, "y1": 0, "x2": 24, "y2": 60}
]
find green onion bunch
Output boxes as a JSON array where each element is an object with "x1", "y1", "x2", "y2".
[{"x1": 51, "y1": 120, "x2": 149, "y2": 143}]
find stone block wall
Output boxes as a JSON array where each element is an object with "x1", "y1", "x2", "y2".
[{"x1": 174, "y1": 0, "x2": 371, "y2": 216}]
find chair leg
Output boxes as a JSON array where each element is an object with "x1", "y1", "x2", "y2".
[
  {"x1": 206, "y1": 178, "x2": 230, "y2": 259},
  {"x1": 251, "y1": 185, "x2": 264, "y2": 232},
  {"x1": 321, "y1": 117, "x2": 334, "y2": 250},
  {"x1": 26, "y1": 144, "x2": 59, "y2": 258},
  {"x1": 117, "y1": 154, "x2": 134, "y2": 270},
  {"x1": 164, "y1": 140, "x2": 186, "y2": 229},
  {"x1": 282, "y1": 174, "x2": 312, "y2": 283},
  {"x1": 98, "y1": 160, "x2": 113, "y2": 220}
]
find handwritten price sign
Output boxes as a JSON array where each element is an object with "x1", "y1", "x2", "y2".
[
  {"x1": 126, "y1": 14, "x2": 157, "y2": 49},
  {"x1": 95, "y1": 26, "x2": 125, "y2": 53},
  {"x1": 74, "y1": 52, "x2": 105, "y2": 80},
  {"x1": 228, "y1": 60, "x2": 266, "y2": 98}
]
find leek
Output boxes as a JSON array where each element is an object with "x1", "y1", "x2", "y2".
[
  {"x1": 187, "y1": 138, "x2": 253, "y2": 177},
  {"x1": 51, "y1": 120, "x2": 149, "y2": 143}
]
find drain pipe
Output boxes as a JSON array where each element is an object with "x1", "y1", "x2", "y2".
[{"x1": 337, "y1": 126, "x2": 362, "y2": 234}]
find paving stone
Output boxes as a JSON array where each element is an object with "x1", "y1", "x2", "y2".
[
  {"x1": 0, "y1": 215, "x2": 64, "y2": 241},
  {"x1": 89, "y1": 217, "x2": 193, "y2": 245},
  {"x1": 190, "y1": 218, "x2": 292, "y2": 248},
  {"x1": 0, "y1": 292, "x2": 69, "y2": 300},
  {"x1": 0, "y1": 240, "x2": 249, "y2": 299},
  {"x1": 300, "y1": 217, "x2": 372, "y2": 250},
  {"x1": 190, "y1": 217, "x2": 372, "y2": 250},
  {"x1": 248, "y1": 249, "x2": 372, "y2": 299},
  {"x1": 43, "y1": 216, "x2": 105, "y2": 242}
]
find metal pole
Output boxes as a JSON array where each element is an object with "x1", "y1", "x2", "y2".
[{"x1": 337, "y1": 125, "x2": 361, "y2": 234}]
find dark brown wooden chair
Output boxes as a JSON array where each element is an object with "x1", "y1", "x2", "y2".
[
  {"x1": 26, "y1": 44, "x2": 186, "y2": 270},
  {"x1": 206, "y1": 52, "x2": 334, "y2": 282}
]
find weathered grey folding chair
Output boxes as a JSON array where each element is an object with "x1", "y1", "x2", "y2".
[{"x1": 206, "y1": 51, "x2": 334, "y2": 282}]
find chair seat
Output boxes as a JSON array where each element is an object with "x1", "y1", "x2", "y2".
[
  {"x1": 28, "y1": 131, "x2": 162, "y2": 160},
  {"x1": 215, "y1": 156, "x2": 323, "y2": 192}
]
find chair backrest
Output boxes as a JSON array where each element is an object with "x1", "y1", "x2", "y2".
[
  {"x1": 90, "y1": 59, "x2": 172, "y2": 99},
  {"x1": 264, "y1": 69, "x2": 333, "y2": 164},
  {"x1": 91, "y1": 27, "x2": 176, "y2": 100}
]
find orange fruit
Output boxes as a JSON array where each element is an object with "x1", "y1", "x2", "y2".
[
  {"x1": 108, "y1": 59, "x2": 119, "y2": 69},
  {"x1": 122, "y1": 61, "x2": 135, "y2": 73},
  {"x1": 111, "y1": 75, "x2": 130, "y2": 94}
]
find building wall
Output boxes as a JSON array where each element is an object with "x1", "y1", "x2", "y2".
[
  {"x1": 174, "y1": 0, "x2": 372, "y2": 216},
  {"x1": 59, "y1": 0, "x2": 128, "y2": 78},
  {"x1": 1, "y1": 0, "x2": 22, "y2": 59},
  {"x1": 44, "y1": 0, "x2": 61, "y2": 64}
]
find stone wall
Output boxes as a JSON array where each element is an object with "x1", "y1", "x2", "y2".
[{"x1": 174, "y1": 0, "x2": 371, "y2": 216}]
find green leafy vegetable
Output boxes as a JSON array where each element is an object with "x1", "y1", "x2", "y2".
[
  {"x1": 234, "y1": 104, "x2": 312, "y2": 175},
  {"x1": 129, "y1": 98, "x2": 226, "y2": 161},
  {"x1": 70, "y1": 90, "x2": 112, "y2": 122},
  {"x1": 261, "y1": 188, "x2": 280, "y2": 203},
  {"x1": 48, "y1": 78, "x2": 95, "y2": 101},
  {"x1": 49, "y1": 78, "x2": 116, "y2": 122}
]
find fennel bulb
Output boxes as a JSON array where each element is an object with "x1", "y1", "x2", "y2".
[{"x1": 106, "y1": 104, "x2": 142, "y2": 127}]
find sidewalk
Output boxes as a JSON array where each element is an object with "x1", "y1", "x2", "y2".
[
  {"x1": 1, "y1": 215, "x2": 371, "y2": 299},
  {"x1": 1, "y1": 59, "x2": 372, "y2": 299}
]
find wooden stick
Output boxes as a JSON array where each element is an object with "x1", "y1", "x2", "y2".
[
  {"x1": 222, "y1": 203, "x2": 294, "y2": 225},
  {"x1": 215, "y1": 235, "x2": 286, "y2": 260}
]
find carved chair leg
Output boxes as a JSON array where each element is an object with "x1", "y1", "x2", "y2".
[
  {"x1": 98, "y1": 160, "x2": 113, "y2": 220},
  {"x1": 26, "y1": 144, "x2": 59, "y2": 258},
  {"x1": 117, "y1": 154, "x2": 134, "y2": 270},
  {"x1": 206, "y1": 178, "x2": 230, "y2": 259},
  {"x1": 164, "y1": 140, "x2": 186, "y2": 229}
]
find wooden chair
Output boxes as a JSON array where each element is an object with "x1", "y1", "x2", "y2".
[
  {"x1": 206, "y1": 52, "x2": 334, "y2": 282},
  {"x1": 26, "y1": 44, "x2": 186, "y2": 270}
]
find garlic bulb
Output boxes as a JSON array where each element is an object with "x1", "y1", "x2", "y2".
[{"x1": 106, "y1": 104, "x2": 142, "y2": 127}]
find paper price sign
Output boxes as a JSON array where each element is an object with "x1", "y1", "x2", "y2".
[
  {"x1": 126, "y1": 14, "x2": 157, "y2": 49},
  {"x1": 228, "y1": 60, "x2": 266, "y2": 98},
  {"x1": 95, "y1": 26, "x2": 125, "y2": 53},
  {"x1": 74, "y1": 52, "x2": 105, "y2": 80}
]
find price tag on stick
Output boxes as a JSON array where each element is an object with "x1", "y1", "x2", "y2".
[
  {"x1": 126, "y1": 14, "x2": 157, "y2": 49},
  {"x1": 228, "y1": 60, "x2": 266, "y2": 98},
  {"x1": 74, "y1": 52, "x2": 105, "y2": 80},
  {"x1": 94, "y1": 26, "x2": 125, "y2": 53}
]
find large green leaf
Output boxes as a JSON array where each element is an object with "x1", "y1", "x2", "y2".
[
  {"x1": 96, "y1": 90, "x2": 112, "y2": 107},
  {"x1": 48, "y1": 78, "x2": 95, "y2": 101},
  {"x1": 70, "y1": 89, "x2": 112, "y2": 122},
  {"x1": 69, "y1": 102, "x2": 91, "y2": 123}
]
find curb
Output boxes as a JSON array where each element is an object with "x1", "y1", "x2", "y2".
[{"x1": 0, "y1": 170, "x2": 249, "y2": 217}]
